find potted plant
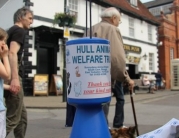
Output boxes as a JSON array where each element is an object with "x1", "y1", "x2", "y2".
[{"x1": 54, "y1": 12, "x2": 77, "y2": 27}]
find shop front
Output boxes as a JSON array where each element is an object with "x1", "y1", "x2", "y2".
[{"x1": 124, "y1": 44, "x2": 142, "y2": 79}]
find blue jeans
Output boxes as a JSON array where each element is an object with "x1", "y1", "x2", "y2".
[{"x1": 112, "y1": 81, "x2": 124, "y2": 128}]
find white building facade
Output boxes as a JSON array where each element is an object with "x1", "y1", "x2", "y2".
[{"x1": 0, "y1": 0, "x2": 159, "y2": 95}]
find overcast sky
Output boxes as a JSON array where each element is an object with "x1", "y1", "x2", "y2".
[{"x1": 140, "y1": 0, "x2": 154, "y2": 3}]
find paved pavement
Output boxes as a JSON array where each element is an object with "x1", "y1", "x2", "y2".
[
  {"x1": 24, "y1": 89, "x2": 178, "y2": 109},
  {"x1": 6, "y1": 89, "x2": 179, "y2": 138}
]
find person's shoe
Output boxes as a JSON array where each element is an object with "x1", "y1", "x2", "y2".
[
  {"x1": 113, "y1": 125, "x2": 128, "y2": 129},
  {"x1": 120, "y1": 125, "x2": 128, "y2": 128}
]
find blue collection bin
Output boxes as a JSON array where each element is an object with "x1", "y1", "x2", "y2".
[{"x1": 66, "y1": 37, "x2": 111, "y2": 138}]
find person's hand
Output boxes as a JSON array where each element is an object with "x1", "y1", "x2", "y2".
[
  {"x1": 0, "y1": 44, "x2": 8, "y2": 58},
  {"x1": 10, "y1": 79, "x2": 21, "y2": 94},
  {"x1": 128, "y1": 79, "x2": 135, "y2": 91}
]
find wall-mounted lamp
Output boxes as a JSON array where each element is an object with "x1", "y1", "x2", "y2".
[
  {"x1": 158, "y1": 41, "x2": 163, "y2": 46},
  {"x1": 141, "y1": 53, "x2": 148, "y2": 60}
]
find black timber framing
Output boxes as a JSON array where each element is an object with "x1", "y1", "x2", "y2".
[{"x1": 22, "y1": 0, "x2": 34, "y2": 95}]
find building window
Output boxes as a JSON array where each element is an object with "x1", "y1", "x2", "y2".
[
  {"x1": 149, "y1": 53, "x2": 154, "y2": 71},
  {"x1": 149, "y1": 4, "x2": 172, "y2": 16},
  {"x1": 148, "y1": 24, "x2": 152, "y2": 41},
  {"x1": 163, "y1": 4, "x2": 172, "y2": 14},
  {"x1": 68, "y1": 0, "x2": 78, "y2": 16},
  {"x1": 170, "y1": 48, "x2": 174, "y2": 60},
  {"x1": 129, "y1": 17, "x2": 135, "y2": 37},
  {"x1": 130, "y1": 0, "x2": 137, "y2": 6},
  {"x1": 149, "y1": 7, "x2": 161, "y2": 16}
]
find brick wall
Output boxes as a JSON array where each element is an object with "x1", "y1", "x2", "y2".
[{"x1": 158, "y1": 3, "x2": 179, "y2": 89}]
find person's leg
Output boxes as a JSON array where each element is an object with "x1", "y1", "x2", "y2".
[
  {"x1": 102, "y1": 102, "x2": 110, "y2": 124},
  {"x1": 0, "y1": 110, "x2": 6, "y2": 138},
  {"x1": 147, "y1": 84, "x2": 151, "y2": 93},
  {"x1": 5, "y1": 77, "x2": 27, "y2": 138},
  {"x1": 159, "y1": 81, "x2": 162, "y2": 90},
  {"x1": 156, "y1": 82, "x2": 159, "y2": 90},
  {"x1": 14, "y1": 104, "x2": 27, "y2": 138},
  {"x1": 113, "y1": 81, "x2": 125, "y2": 128},
  {"x1": 149, "y1": 84, "x2": 155, "y2": 94},
  {"x1": 65, "y1": 103, "x2": 76, "y2": 127}
]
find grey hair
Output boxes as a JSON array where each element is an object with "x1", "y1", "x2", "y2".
[
  {"x1": 100, "y1": 7, "x2": 120, "y2": 18},
  {"x1": 13, "y1": 7, "x2": 33, "y2": 23}
]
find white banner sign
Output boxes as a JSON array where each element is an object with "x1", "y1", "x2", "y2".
[
  {"x1": 66, "y1": 43, "x2": 111, "y2": 99},
  {"x1": 137, "y1": 118, "x2": 179, "y2": 138}
]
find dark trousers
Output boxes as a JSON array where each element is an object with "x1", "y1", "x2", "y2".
[
  {"x1": 4, "y1": 77, "x2": 27, "y2": 138},
  {"x1": 103, "y1": 102, "x2": 110, "y2": 124},
  {"x1": 65, "y1": 103, "x2": 76, "y2": 127},
  {"x1": 112, "y1": 81, "x2": 124, "y2": 128}
]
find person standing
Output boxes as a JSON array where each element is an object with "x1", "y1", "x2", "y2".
[
  {"x1": 155, "y1": 70, "x2": 162, "y2": 90},
  {"x1": 85, "y1": 7, "x2": 134, "y2": 128},
  {"x1": 4, "y1": 7, "x2": 33, "y2": 138},
  {"x1": 0, "y1": 27, "x2": 11, "y2": 138}
]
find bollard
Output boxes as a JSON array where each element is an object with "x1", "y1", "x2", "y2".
[{"x1": 66, "y1": 37, "x2": 111, "y2": 138}]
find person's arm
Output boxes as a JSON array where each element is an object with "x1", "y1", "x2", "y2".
[
  {"x1": 8, "y1": 41, "x2": 21, "y2": 94},
  {"x1": 9, "y1": 41, "x2": 20, "y2": 80},
  {"x1": 0, "y1": 45, "x2": 11, "y2": 80},
  {"x1": 108, "y1": 27, "x2": 126, "y2": 81},
  {"x1": 3, "y1": 84, "x2": 10, "y2": 90},
  {"x1": 108, "y1": 27, "x2": 134, "y2": 89}
]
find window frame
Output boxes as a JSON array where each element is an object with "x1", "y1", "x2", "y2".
[
  {"x1": 129, "y1": 17, "x2": 135, "y2": 37},
  {"x1": 149, "y1": 53, "x2": 154, "y2": 71},
  {"x1": 130, "y1": 0, "x2": 137, "y2": 7},
  {"x1": 148, "y1": 24, "x2": 152, "y2": 42},
  {"x1": 68, "y1": 0, "x2": 78, "y2": 15},
  {"x1": 170, "y1": 48, "x2": 174, "y2": 60}
]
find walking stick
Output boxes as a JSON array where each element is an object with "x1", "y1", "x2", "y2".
[{"x1": 129, "y1": 89, "x2": 139, "y2": 136}]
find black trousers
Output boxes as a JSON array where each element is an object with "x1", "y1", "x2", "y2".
[
  {"x1": 65, "y1": 103, "x2": 76, "y2": 127},
  {"x1": 112, "y1": 81, "x2": 125, "y2": 128}
]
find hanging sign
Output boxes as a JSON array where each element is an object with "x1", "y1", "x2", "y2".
[
  {"x1": 126, "y1": 55, "x2": 141, "y2": 64},
  {"x1": 63, "y1": 27, "x2": 70, "y2": 38},
  {"x1": 124, "y1": 44, "x2": 141, "y2": 54}
]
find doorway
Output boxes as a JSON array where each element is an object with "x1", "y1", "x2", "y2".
[
  {"x1": 37, "y1": 43, "x2": 57, "y2": 85},
  {"x1": 128, "y1": 64, "x2": 137, "y2": 79}
]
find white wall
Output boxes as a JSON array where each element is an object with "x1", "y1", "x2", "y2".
[
  {"x1": 119, "y1": 13, "x2": 158, "y2": 73},
  {"x1": 119, "y1": 14, "x2": 157, "y2": 45},
  {"x1": 0, "y1": 0, "x2": 158, "y2": 74},
  {"x1": 0, "y1": 0, "x2": 24, "y2": 30},
  {"x1": 28, "y1": 30, "x2": 37, "y2": 77},
  {"x1": 31, "y1": 0, "x2": 64, "y2": 20},
  {"x1": 77, "y1": 1, "x2": 102, "y2": 28}
]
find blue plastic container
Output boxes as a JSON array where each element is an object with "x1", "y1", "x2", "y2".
[{"x1": 66, "y1": 37, "x2": 111, "y2": 138}]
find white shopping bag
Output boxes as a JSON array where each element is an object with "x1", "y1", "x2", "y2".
[{"x1": 137, "y1": 118, "x2": 179, "y2": 138}]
